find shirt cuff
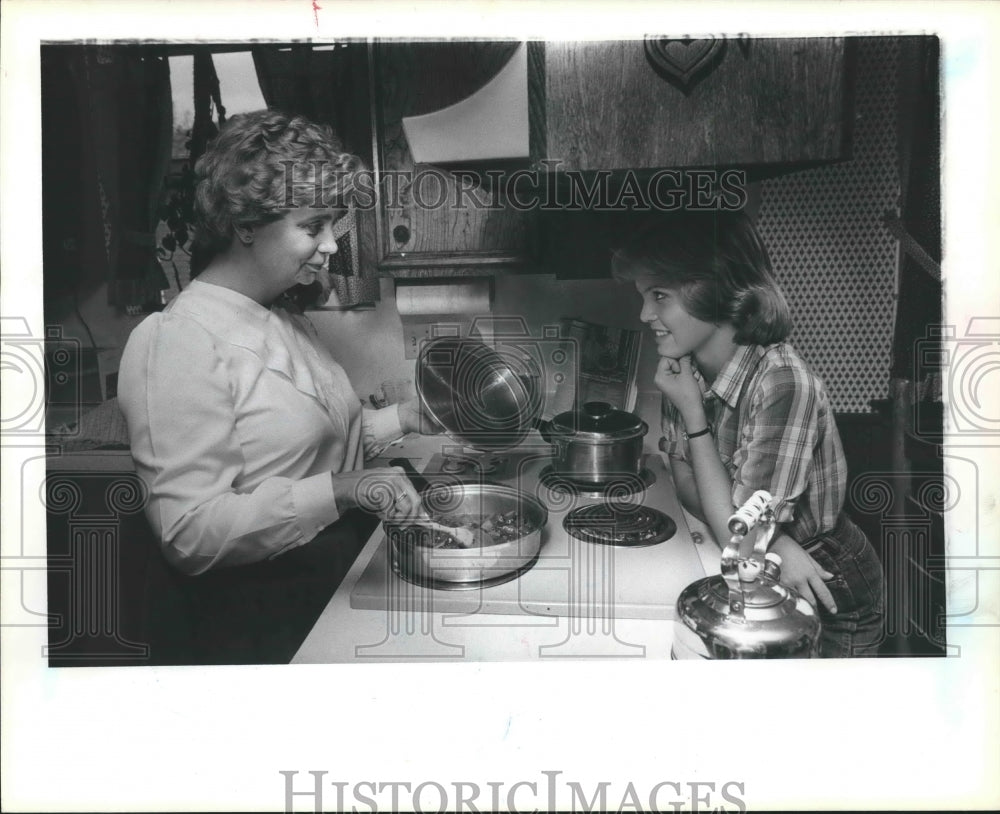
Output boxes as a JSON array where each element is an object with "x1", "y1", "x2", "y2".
[
  {"x1": 291, "y1": 471, "x2": 341, "y2": 542},
  {"x1": 366, "y1": 403, "x2": 405, "y2": 446}
]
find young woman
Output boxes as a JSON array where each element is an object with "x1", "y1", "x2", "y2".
[
  {"x1": 614, "y1": 211, "x2": 884, "y2": 658},
  {"x1": 117, "y1": 110, "x2": 433, "y2": 662}
]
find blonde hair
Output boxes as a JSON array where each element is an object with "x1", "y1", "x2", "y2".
[{"x1": 191, "y1": 109, "x2": 363, "y2": 270}]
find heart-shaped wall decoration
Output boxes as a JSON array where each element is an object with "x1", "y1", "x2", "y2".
[{"x1": 643, "y1": 36, "x2": 728, "y2": 94}]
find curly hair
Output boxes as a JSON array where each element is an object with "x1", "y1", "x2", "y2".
[
  {"x1": 190, "y1": 109, "x2": 363, "y2": 271},
  {"x1": 611, "y1": 210, "x2": 793, "y2": 345}
]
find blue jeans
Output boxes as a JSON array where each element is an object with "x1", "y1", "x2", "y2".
[{"x1": 801, "y1": 513, "x2": 885, "y2": 658}]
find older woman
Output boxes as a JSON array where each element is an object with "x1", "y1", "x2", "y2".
[{"x1": 118, "y1": 110, "x2": 429, "y2": 661}]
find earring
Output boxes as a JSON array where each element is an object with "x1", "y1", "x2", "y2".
[{"x1": 236, "y1": 227, "x2": 254, "y2": 246}]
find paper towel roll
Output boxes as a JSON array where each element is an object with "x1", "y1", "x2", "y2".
[{"x1": 395, "y1": 279, "x2": 493, "y2": 316}]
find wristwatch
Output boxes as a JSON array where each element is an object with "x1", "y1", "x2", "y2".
[{"x1": 682, "y1": 426, "x2": 712, "y2": 440}]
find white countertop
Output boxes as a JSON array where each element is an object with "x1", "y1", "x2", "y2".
[{"x1": 293, "y1": 433, "x2": 722, "y2": 663}]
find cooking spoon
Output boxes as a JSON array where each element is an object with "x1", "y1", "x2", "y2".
[
  {"x1": 389, "y1": 457, "x2": 477, "y2": 547},
  {"x1": 413, "y1": 517, "x2": 477, "y2": 548}
]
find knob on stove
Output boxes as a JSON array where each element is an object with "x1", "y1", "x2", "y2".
[
  {"x1": 441, "y1": 456, "x2": 470, "y2": 474},
  {"x1": 480, "y1": 454, "x2": 505, "y2": 475}
]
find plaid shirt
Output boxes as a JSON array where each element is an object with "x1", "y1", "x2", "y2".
[{"x1": 660, "y1": 343, "x2": 847, "y2": 542}]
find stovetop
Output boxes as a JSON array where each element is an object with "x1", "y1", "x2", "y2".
[{"x1": 349, "y1": 447, "x2": 707, "y2": 620}]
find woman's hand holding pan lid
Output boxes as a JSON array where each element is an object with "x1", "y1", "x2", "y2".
[{"x1": 398, "y1": 395, "x2": 445, "y2": 436}]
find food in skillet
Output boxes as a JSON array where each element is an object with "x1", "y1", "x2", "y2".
[{"x1": 405, "y1": 510, "x2": 533, "y2": 549}]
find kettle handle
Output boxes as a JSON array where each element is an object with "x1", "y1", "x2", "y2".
[{"x1": 721, "y1": 490, "x2": 778, "y2": 612}]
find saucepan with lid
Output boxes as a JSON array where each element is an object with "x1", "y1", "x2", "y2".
[{"x1": 536, "y1": 401, "x2": 649, "y2": 484}]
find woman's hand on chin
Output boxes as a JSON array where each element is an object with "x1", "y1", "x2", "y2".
[
  {"x1": 398, "y1": 396, "x2": 444, "y2": 436},
  {"x1": 654, "y1": 355, "x2": 705, "y2": 421}
]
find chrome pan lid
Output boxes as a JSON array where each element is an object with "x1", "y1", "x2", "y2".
[{"x1": 415, "y1": 336, "x2": 542, "y2": 451}]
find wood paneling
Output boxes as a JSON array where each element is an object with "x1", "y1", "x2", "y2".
[{"x1": 530, "y1": 38, "x2": 849, "y2": 171}]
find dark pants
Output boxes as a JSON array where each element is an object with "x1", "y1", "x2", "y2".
[
  {"x1": 802, "y1": 512, "x2": 886, "y2": 658},
  {"x1": 145, "y1": 509, "x2": 377, "y2": 665}
]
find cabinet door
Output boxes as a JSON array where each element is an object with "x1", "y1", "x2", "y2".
[
  {"x1": 370, "y1": 40, "x2": 535, "y2": 275},
  {"x1": 529, "y1": 38, "x2": 850, "y2": 171}
]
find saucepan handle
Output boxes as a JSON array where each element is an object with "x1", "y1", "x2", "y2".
[{"x1": 389, "y1": 457, "x2": 432, "y2": 495}]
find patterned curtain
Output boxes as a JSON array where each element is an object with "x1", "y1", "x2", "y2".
[
  {"x1": 42, "y1": 45, "x2": 173, "y2": 311},
  {"x1": 189, "y1": 50, "x2": 227, "y2": 167}
]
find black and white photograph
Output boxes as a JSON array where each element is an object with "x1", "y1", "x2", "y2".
[{"x1": 2, "y1": 1, "x2": 998, "y2": 812}]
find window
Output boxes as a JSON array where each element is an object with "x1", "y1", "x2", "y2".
[{"x1": 168, "y1": 51, "x2": 267, "y2": 159}]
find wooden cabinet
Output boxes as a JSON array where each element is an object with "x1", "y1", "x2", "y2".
[
  {"x1": 528, "y1": 38, "x2": 851, "y2": 171},
  {"x1": 366, "y1": 38, "x2": 852, "y2": 276},
  {"x1": 369, "y1": 41, "x2": 536, "y2": 275}
]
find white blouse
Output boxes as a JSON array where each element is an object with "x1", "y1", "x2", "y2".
[{"x1": 118, "y1": 280, "x2": 402, "y2": 575}]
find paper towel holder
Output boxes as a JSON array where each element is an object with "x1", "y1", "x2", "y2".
[
  {"x1": 395, "y1": 277, "x2": 495, "y2": 360},
  {"x1": 394, "y1": 277, "x2": 495, "y2": 312}
]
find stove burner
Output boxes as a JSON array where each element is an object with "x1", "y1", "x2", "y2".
[
  {"x1": 438, "y1": 453, "x2": 507, "y2": 476},
  {"x1": 390, "y1": 550, "x2": 538, "y2": 591},
  {"x1": 538, "y1": 466, "x2": 656, "y2": 499},
  {"x1": 563, "y1": 504, "x2": 676, "y2": 547}
]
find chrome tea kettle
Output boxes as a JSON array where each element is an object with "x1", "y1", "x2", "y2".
[{"x1": 673, "y1": 491, "x2": 822, "y2": 659}]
